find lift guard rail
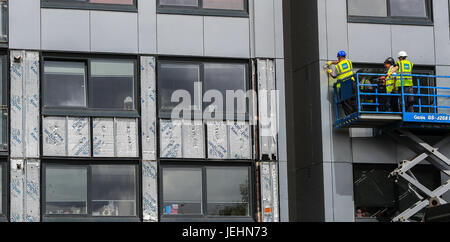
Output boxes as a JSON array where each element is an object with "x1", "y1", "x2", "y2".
[{"x1": 334, "y1": 73, "x2": 450, "y2": 128}]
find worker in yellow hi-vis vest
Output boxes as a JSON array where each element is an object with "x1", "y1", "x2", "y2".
[
  {"x1": 381, "y1": 57, "x2": 397, "y2": 112},
  {"x1": 326, "y1": 51, "x2": 355, "y2": 115},
  {"x1": 392, "y1": 51, "x2": 414, "y2": 112}
]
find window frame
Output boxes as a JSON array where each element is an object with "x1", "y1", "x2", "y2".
[
  {"x1": 347, "y1": 0, "x2": 434, "y2": 26},
  {"x1": 0, "y1": 0, "x2": 8, "y2": 45},
  {"x1": 41, "y1": 0, "x2": 138, "y2": 12},
  {"x1": 159, "y1": 161, "x2": 256, "y2": 222},
  {"x1": 41, "y1": 54, "x2": 139, "y2": 118},
  {"x1": 156, "y1": 0, "x2": 249, "y2": 18},
  {"x1": 0, "y1": 53, "x2": 7, "y2": 154},
  {"x1": 41, "y1": 160, "x2": 141, "y2": 222},
  {"x1": 157, "y1": 57, "x2": 251, "y2": 121}
]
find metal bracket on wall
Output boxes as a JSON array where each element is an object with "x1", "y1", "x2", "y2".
[{"x1": 387, "y1": 129, "x2": 450, "y2": 222}]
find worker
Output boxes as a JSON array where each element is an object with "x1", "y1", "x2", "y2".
[
  {"x1": 392, "y1": 51, "x2": 414, "y2": 112},
  {"x1": 327, "y1": 51, "x2": 355, "y2": 115},
  {"x1": 381, "y1": 57, "x2": 397, "y2": 112}
]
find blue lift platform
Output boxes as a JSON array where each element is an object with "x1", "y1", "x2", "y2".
[{"x1": 334, "y1": 73, "x2": 450, "y2": 222}]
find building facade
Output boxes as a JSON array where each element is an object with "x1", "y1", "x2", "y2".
[
  {"x1": 0, "y1": 0, "x2": 289, "y2": 222},
  {"x1": 283, "y1": 0, "x2": 450, "y2": 222}
]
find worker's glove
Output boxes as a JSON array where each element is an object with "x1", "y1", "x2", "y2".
[
  {"x1": 387, "y1": 73, "x2": 392, "y2": 78},
  {"x1": 327, "y1": 69, "x2": 333, "y2": 74},
  {"x1": 327, "y1": 61, "x2": 333, "y2": 66}
]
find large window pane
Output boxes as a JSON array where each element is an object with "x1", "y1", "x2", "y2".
[
  {"x1": 159, "y1": 0, "x2": 199, "y2": 7},
  {"x1": 46, "y1": 166, "x2": 88, "y2": 215},
  {"x1": 348, "y1": 0, "x2": 388, "y2": 17},
  {"x1": 162, "y1": 168, "x2": 202, "y2": 215},
  {"x1": 204, "y1": 63, "x2": 247, "y2": 118},
  {"x1": 90, "y1": 60, "x2": 135, "y2": 110},
  {"x1": 91, "y1": 165, "x2": 137, "y2": 217},
  {"x1": 390, "y1": 0, "x2": 427, "y2": 17},
  {"x1": 158, "y1": 63, "x2": 201, "y2": 117},
  {"x1": 203, "y1": 0, "x2": 245, "y2": 10},
  {"x1": 44, "y1": 61, "x2": 86, "y2": 108},
  {"x1": 206, "y1": 167, "x2": 250, "y2": 216}
]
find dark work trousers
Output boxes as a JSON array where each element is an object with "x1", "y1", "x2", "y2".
[{"x1": 393, "y1": 86, "x2": 415, "y2": 112}]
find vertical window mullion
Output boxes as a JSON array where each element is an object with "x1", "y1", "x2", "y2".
[
  {"x1": 386, "y1": 0, "x2": 391, "y2": 17},
  {"x1": 86, "y1": 59, "x2": 91, "y2": 109},
  {"x1": 87, "y1": 164, "x2": 92, "y2": 217},
  {"x1": 202, "y1": 166, "x2": 207, "y2": 217}
]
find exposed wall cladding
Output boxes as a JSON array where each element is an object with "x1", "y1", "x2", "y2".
[
  {"x1": 257, "y1": 59, "x2": 278, "y2": 160},
  {"x1": 10, "y1": 159, "x2": 40, "y2": 222},
  {"x1": 160, "y1": 119, "x2": 182, "y2": 159},
  {"x1": 142, "y1": 160, "x2": 158, "y2": 222},
  {"x1": 206, "y1": 121, "x2": 229, "y2": 159},
  {"x1": 93, "y1": 118, "x2": 115, "y2": 157},
  {"x1": 116, "y1": 118, "x2": 139, "y2": 158},
  {"x1": 229, "y1": 121, "x2": 252, "y2": 159},
  {"x1": 260, "y1": 161, "x2": 280, "y2": 222},
  {"x1": 182, "y1": 120, "x2": 205, "y2": 159},
  {"x1": 10, "y1": 51, "x2": 40, "y2": 159},
  {"x1": 43, "y1": 117, "x2": 139, "y2": 157},
  {"x1": 140, "y1": 56, "x2": 157, "y2": 161}
]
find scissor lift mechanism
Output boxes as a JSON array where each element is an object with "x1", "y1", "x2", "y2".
[{"x1": 334, "y1": 73, "x2": 450, "y2": 222}]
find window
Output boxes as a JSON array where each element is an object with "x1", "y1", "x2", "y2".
[
  {"x1": 157, "y1": 0, "x2": 248, "y2": 17},
  {"x1": 157, "y1": 60, "x2": 249, "y2": 120},
  {"x1": 44, "y1": 163, "x2": 138, "y2": 221},
  {"x1": 0, "y1": 55, "x2": 6, "y2": 151},
  {"x1": 353, "y1": 164, "x2": 441, "y2": 222},
  {"x1": 42, "y1": 0, "x2": 137, "y2": 11},
  {"x1": 347, "y1": 0, "x2": 432, "y2": 25},
  {"x1": 43, "y1": 57, "x2": 137, "y2": 117},
  {"x1": 161, "y1": 165, "x2": 253, "y2": 221}
]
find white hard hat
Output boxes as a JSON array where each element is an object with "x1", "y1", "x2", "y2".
[{"x1": 398, "y1": 51, "x2": 408, "y2": 58}]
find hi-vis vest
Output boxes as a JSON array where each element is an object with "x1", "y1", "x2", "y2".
[
  {"x1": 395, "y1": 59, "x2": 414, "y2": 90},
  {"x1": 386, "y1": 66, "x2": 396, "y2": 93},
  {"x1": 336, "y1": 59, "x2": 354, "y2": 88}
]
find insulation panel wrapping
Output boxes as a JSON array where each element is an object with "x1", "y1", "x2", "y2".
[
  {"x1": 10, "y1": 51, "x2": 41, "y2": 158},
  {"x1": 182, "y1": 120, "x2": 205, "y2": 159},
  {"x1": 93, "y1": 118, "x2": 115, "y2": 157},
  {"x1": 260, "y1": 162, "x2": 280, "y2": 222},
  {"x1": 229, "y1": 121, "x2": 251, "y2": 159},
  {"x1": 10, "y1": 159, "x2": 24, "y2": 222},
  {"x1": 257, "y1": 59, "x2": 278, "y2": 160},
  {"x1": 207, "y1": 121, "x2": 228, "y2": 159},
  {"x1": 160, "y1": 119, "x2": 182, "y2": 158},
  {"x1": 141, "y1": 56, "x2": 157, "y2": 161},
  {"x1": 67, "y1": 117, "x2": 90, "y2": 157},
  {"x1": 115, "y1": 118, "x2": 139, "y2": 157},
  {"x1": 25, "y1": 160, "x2": 40, "y2": 222},
  {"x1": 42, "y1": 117, "x2": 67, "y2": 157},
  {"x1": 142, "y1": 160, "x2": 158, "y2": 222}
]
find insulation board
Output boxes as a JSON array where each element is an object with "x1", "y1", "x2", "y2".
[
  {"x1": 93, "y1": 118, "x2": 115, "y2": 157},
  {"x1": 142, "y1": 160, "x2": 158, "y2": 222},
  {"x1": 67, "y1": 117, "x2": 90, "y2": 157},
  {"x1": 141, "y1": 56, "x2": 157, "y2": 161},
  {"x1": 182, "y1": 120, "x2": 205, "y2": 159},
  {"x1": 115, "y1": 118, "x2": 139, "y2": 157},
  {"x1": 42, "y1": 117, "x2": 67, "y2": 157},
  {"x1": 160, "y1": 119, "x2": 182, "y2": 158},
  {"x1": 207, "y1": 121, "x2": 229, "y2": 159},
  {"x1": 229, "y1": 121, "x2": 251, "y2": 159}
]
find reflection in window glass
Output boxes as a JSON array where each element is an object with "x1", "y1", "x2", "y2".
[
  {"x1": 347, "y1": 0, "x2": 387, "y2": 17},
  {"x1": 159, "y1": 0, "x2": 199, "y2": 7},
  {"x1": 390, "y1": 0, "x2": 427, "y2": 17},
  {"x1": 45, "y1": 167, "x2": 88, "y2": 215},
  {"x1": 158, "y1": 63, "x2": 201, "y2": 117},
  {"x1": 204, "y1": 63, "x2": 247, "y2": 119},
  {"x1": 206, "y1": 167, "x2": 250, "y2": 216},
  {"x1": 203, "y1": 0, "x2": 245, "y2": 10},
  {"x1": 44, "y1": 61, "x2": 87, "y2": 108},
  {"x1": 162, "y1": 168, "x2": 203, "y2": 215},
  {"x1": 90, "y1": 60, "x2": 135, "y2": 110},
  {"x1": 91, "y1": 165, "x2": 137, "y2": 217},
  {"x1": 354, "y1": 165, "x2": 441, "y2": 222}
]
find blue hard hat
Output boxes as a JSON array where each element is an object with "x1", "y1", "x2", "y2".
[{"x1": 337, "y1": 51, "x2": 347, "y2": 58}]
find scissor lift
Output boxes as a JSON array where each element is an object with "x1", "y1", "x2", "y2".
[{"x1": 334, "y1": 73, "x2": 450, "y2": 222}]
